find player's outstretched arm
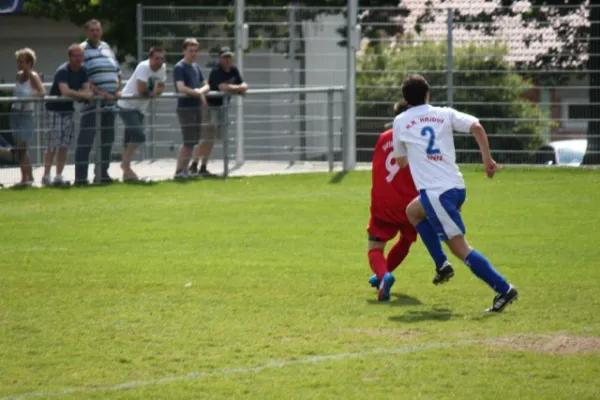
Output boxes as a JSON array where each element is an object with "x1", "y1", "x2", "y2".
[{"x1": 470, "y1": 123, "x2": 497, "y2": 179}]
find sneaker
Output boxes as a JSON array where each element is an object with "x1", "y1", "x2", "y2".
[
  {"x1": 368, "y1": 274, "x2": 380, "y2": 289},
  {"x1": 188, "y1": 162, "x2": 199, "y2": 176},
  {"x1": 174, "y1": 171, "x2": 188, "y2": 180},
  {"x1": 377, "y1": 272, "x2": 395, "y2": 302},
  {"x1": 41, "y1": 175, "x2": 52, "y2": 186},
  {"x1": 486, "y1": 285, "x2": 519, "y2": 313},
  {"x1": 53, "y1": 175, "x2": 69, "y2": 186},
  {"x1": 199, "y1": 165, "x2": 215, "y2": 177},
  {"x1": 433, "y1": 261, "x2": 454, "y2": 285},
  {"x1": 94, "y1": 176, "x2": 114, "y2": 184}
]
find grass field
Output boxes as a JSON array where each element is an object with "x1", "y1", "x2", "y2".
[{"x1": 1, "y1": 166, "x2": 600, "y2": 399}]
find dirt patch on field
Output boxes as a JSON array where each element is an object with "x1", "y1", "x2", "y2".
[
  {"x1": 349, "y1": 328, "x2": 422, "y2": 338},
  {"x1": 490, "y1": 334, "x2": 600, "y2": 354}
]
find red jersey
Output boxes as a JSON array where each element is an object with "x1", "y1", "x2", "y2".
[{"x1": 370, "y1": 129, "x2": 419, "y2": 224}]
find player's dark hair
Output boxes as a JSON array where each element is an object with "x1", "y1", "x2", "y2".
[
  {"x1": 394, "y1": 99, "x2": 409, "y2": 116},
  {"x1": 402, "y1": 75, "x2": 429, "y2": 106},
  {"x1": 148, "y1": 47, "x2": 164, "y2": 58}
]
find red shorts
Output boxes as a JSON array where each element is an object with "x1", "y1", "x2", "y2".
[{"x1": 367, "y1": 215, "x2": 418, "y2": 243}]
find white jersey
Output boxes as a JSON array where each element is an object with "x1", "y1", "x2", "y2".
[
  {"x1": 392, "y1": 104, "x2": 479, "y2": 192},
  {"x1": 117, "y1": 60, "x2": 167, "y2": 113}
]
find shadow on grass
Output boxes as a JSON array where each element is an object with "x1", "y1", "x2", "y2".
[
  {"x1": 389, "y1": 307, "x2": 455, "y2": 323},
  {"x1": 329, "y1": 171, "x2": 348, "y2": 184},
  {"x1": 367, "y1": 293, "x2": 423, "y2": 307}
]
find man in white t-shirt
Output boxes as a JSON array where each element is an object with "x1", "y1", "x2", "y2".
[
  {"x1": 117, "y1": 47, "x2": 167, "y2": 181},
  {"x1": 392, "y1": 74, "x2": 518, "y2": 313}
]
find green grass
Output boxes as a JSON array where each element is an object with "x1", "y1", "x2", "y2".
[{"x1": 1, "y1": 167, "x2": 600, "y2": 399}]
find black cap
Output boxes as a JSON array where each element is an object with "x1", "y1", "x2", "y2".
[{"x1": 219, "y1": 46, "x2": 234, "y2": 57}]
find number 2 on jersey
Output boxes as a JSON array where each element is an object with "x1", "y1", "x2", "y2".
[{"x1": 421, "y1": 126, "x2": 441, "y2": 155}]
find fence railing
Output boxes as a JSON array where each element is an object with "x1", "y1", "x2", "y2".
[{"x1": 0, "y1": 86, "x2": 345, "y2": 188}]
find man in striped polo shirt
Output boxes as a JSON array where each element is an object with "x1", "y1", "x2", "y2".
[{"x1": 74, "y1": 19, "x2": 122, "y2": 185}]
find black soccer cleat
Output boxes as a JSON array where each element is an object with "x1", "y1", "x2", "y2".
[
  {"x1": 432, "y1": 262, "x2": 454, "y2": 285},
  {"x1": 486, "y1": 285, "x2": 519, "y2": 312}
]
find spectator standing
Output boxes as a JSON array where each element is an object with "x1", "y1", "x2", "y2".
[
  {"x1": 173, "y1": 38, "x2": 209, "y2": 179},
  {"x1": 75, "y1": 19, "x2": 121, "y2": 185},
  {"x1": 116, "y1": 47, "x2": 166, "y2": 181},
  {"x1": 10, "y1": 48, "x2": 45, "y2": 187},
  {"x1": 190, "y1": 46, "x2": 247, "y2": 176},
  {"x1": 42, "y1": 44, "x2": 93, "y2": 186}
]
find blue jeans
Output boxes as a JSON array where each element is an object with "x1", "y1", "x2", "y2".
[
  {"x1": 75, "y1": 108, "x2": 116, "y2": 183},
  {"x1": 119, "y1": 109, "x2": 145, "y2": 144}
]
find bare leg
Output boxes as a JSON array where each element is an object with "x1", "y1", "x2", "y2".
[
  {"x1": 43, "y1": 150, "x2": 55, "y2": 177},
  {"x1": 121, "y1": 143, "x2": 140, "y2": 180},
  {"x1": 56, "y1": 147, "x2": 68, "y2": 176}
]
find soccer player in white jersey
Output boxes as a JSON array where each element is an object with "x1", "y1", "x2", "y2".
[{"x1": 392, "y1": 75, "x2": 518, "y2": 312}]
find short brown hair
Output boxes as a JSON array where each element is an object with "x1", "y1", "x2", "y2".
[
  {"x1": 402, "y1": 74, "x2": 430, "y2": 106},
  {"x1": 148, "y1": 47, "x2": 164, "y2": 58},
  {"x1": 68, "y1": 43, "x2": 83, "y2": 56},
  {"x1": 15, "y1": 48, "x2": 36, "y2": 66},
  {"x1": 183, "y1": 38, "x2": 199, "y2": 50},
  {"x1": 84, "y1": 19, "x2": 101, "y2": 30},
  {"x1": 394, "y1": 99, "x2": 409, "y2": 116}
]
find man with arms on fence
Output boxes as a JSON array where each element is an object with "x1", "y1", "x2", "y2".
[
  {"x1": 117, "y1": 47, "x2": 166, "y2": 181},
  {"x1": 367, "y1": 100, "x2": 452, "y2": 301},
  {"x1": 43, "y1": 44, "x2": 93, "y2": 186},
  {"x1": 173, "y1": 38, "x2": 210, "y2": 179},
  {"x1": 393, "y1": 74, "x2": 518, "y2": 312},
  {"x1": 75, "y1": 19, "x2": 121, "y2": 185},
  {"x1": 189, "y1": 46, "x2": 247, "y2": 176}
]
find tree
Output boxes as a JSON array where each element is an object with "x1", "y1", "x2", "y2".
[
  {"x1": 356, "y1": 40, "x2": 547, "y2": 163},
  {"x1": 430, "y1": 0, "x2": 599, "y2": 163}
]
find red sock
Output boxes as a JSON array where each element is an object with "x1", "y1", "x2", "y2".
[
  {"x1": 368, "y1": 248, "x2": 387, "y2": 280},
  {"x1": 386, "y1": 237, "x2": 412, "y2": 273}
]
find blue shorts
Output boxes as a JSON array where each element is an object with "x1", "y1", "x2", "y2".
[{"x1": 419, "y1": 188, "x2": 467, "y2": 241}]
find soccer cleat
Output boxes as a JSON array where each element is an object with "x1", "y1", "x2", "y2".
[
  {"x1": 368, "y1": 274, "x2": 380, "y2": 289},
  {"x1": 433, "y1": 261, "x2": 454, "y2": 285},
  {"x1": 377, "y1": 272, "x2": 395, "y2": 301},
  {"x1": 485, "y1": 285, "x2": 519, "y2": 313},
  {"x1": 41, "y1": 175, "x2": 52, "y2": 186}
]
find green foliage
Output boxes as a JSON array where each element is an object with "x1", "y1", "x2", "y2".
[{"x1": 357, "y1": 40, "x2": 546, "y2": 163}]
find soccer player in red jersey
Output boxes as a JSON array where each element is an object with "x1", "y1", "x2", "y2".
[{"x1": 367, "y1": 101, "x2": 448, "y2": 301}]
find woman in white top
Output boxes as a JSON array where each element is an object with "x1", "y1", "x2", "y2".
[{"x1": 11, "y1": 48, "x2": 45, "y2": 187}]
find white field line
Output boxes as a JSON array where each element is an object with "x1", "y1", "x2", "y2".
[
  {"x1": 2, "y1": 328, "x2": 594, "y2": 400},
  {"x1": 1, "y1": 340, "x2": 474, "y2": 400}
]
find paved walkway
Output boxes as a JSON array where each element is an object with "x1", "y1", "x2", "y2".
[{"x1": 0, "y1": 159, "x2": 371, "y2": 188}]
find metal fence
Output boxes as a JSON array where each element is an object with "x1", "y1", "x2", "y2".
[
  {"x1": 0, "y1": 87, "x2": 344, "y2": 188},
  {"x1": 1, "y1": 1, "x2": 599, "y2": 176},
  {"x1": 138, "y1": 1, "x2": 599, "y2": 165}
]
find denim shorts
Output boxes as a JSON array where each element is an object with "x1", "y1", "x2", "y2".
[
  {"x1": 9, "y1": 111, "x2": 35, "y2": 145},
  {"x1": 119, "y1": 108, "x2": 146, "y2": 144}
]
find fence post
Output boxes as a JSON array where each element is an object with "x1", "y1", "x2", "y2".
[
  {"x1": 344, "y1": 0, "x2": 357, "y2": 171},
  {"x1": 136, "y1": 4, "x2": 143, "y2": 63},
  {"x1": 446, "y1": 7, "x2": 454, "y2": 107},
  {"x1": 35, "y1": 101, "x2": 42, "y2": 167},
  {"x1": 93, "y1": 98, "x2": 102, "y2": 181},
  {"x1": 327, "y1": 90, "x2": 334, "y2": 172},
  {"x1": 235, "y1": 0, "x2": 245, "y2": 166},
  {"x1": 222, "y1": 102, "x2": 230, "y2": 178},
  {"x1": 149, "y1": 96, "x2": 155, "y2": 160},
  {"x1": 289, "y1": 5, "x2": 298, "y2": 165}
]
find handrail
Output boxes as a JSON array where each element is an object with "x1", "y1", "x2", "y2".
[{"x1": 0, "y1": 84, "x2": 346, "y2": 101}]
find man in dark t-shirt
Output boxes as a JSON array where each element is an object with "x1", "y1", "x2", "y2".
[
  {"x1": 189, "y1": 46, "x2": 248, "y2": 176},
  {"x1": 173, "y1": 38, "x2": 210, "y2": 178},
  {"x1": 43, "y1": 44, "x2": 92, "y2": 186}
]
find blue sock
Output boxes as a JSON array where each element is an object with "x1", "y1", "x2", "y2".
[
  {"x1": 464, "y1": 250, "x2": 510, "y2": 294},
  {"x1": 416, "y1": 220, "x2": 448, "y2": 270}
]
